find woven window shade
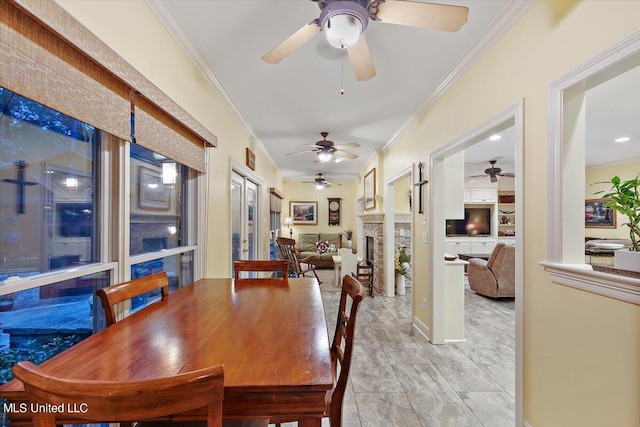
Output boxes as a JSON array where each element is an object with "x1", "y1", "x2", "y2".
[
  {"x1": 0, "y1": 0, "x2": 131, "y2": 141},
  {"x1": 3, "y1": 0, "x2": 216, "y2": 172},
  {"x1": 135, "y1": 95, "x2": 206, "y2": 173}
]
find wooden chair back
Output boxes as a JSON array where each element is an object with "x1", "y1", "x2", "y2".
[
  {"x1": 330, "y1": 275, "x2": 365, "y2": 427},
  {"x1": 339, "y1": 253, "x2": 358, "y2": 278},
  {"x1": 353, "y1": 263, "x2": 374, "y2": 296},
  {"x1": 96, "y1": 272, "x2": 169, "y2": 326},
  {"x1": 13, "y1": 360, "x2": 224, "y2": 427},
  {"x1": 276, "y1": 237, "x2": 322, "y2": 284},
  {"x1": 276, "y1": 237, "x2": 299, "y2": 275},
  {"x1": 233, "y1": 260, "x2": 289, "y2": 280}
]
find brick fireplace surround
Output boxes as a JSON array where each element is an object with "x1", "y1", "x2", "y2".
[{"x1": 360, "y1": 213, "x2": 412, "y2": 295}]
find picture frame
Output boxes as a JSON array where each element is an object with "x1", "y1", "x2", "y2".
[
  {"x1": 364, "y1": 168, "x2": 376, "y2": 210},
  {"x1": 585, "y1": 198, "x2": 616, "y2": 228},
  {"x1": 290, "y1": 201, "x2": 318, "y2": 225},
  {"x1": 139, "y1": 166, "x2": 170, "y2": 210}
]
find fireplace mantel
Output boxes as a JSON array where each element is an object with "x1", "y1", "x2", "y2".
[
  {"x1": 358, "y1": 213, "x2": 384, "y2": 223},
  {"x1": 358, "y1": 212, "x2": 411, "y2": 223}
]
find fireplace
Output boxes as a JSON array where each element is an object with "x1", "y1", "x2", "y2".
[{"x1": 365, "y1": 236, "x2": 375, "y2": 265}]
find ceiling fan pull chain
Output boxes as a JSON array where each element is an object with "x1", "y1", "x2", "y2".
[{"x1": 340, "y1": 58, "x2": 345, "y2": 95}]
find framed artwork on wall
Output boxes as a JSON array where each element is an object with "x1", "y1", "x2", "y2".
[
  {"x1": 290, "y1": 201, "x2": 318, "y2": 225},
  {"x1": 139, "y1": 166, "x2": 170, "y2": 210},
  {"x1": 585, "y1": 198, "x2": 616, "y2": 228},
  {"x1": 364, "y1": 168, "x2": 376, "y2": 210}
]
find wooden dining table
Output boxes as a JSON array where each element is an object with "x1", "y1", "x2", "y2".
[{"x1": 0, "y1": 278, "x2": 333, "y2": 426}]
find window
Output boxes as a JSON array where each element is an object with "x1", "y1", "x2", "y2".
[
  {"x1": 0, "y1": 88, "x2": 98, "y2": 273},
  {"x1": 545, "y1": 33, "x2": 640, "y2": 305}
]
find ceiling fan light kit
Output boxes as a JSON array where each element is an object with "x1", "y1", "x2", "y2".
[
  {"x1": 317, "y1": 147, "x2": 334, "y2": 162},
  {"x1": 319, "y1": 1, "x2": 369, "y2": 49}
]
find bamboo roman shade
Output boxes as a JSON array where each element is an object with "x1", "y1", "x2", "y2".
[
  {"x1": 134, "y1": 95, "x2": 207, "y2": 173},
  {"x1": 0, "y1": 0, "x2": 131, "y2": 141},
  {"x1": 1, "y1": 0, "x2": 216, "y2": 173},
  {"x1": 269, "y1": 187, "x2": 285, "y2": 213}
]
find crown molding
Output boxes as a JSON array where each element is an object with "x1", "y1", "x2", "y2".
[
  {"x1": 146, "y1": 1, "x2": 278, "y2": 170},
  {"x1": 382, "y1": 0, "x2": 534, "y2": 152}
]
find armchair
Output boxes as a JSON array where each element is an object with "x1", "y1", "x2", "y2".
[{"x1": 467, "y1": 243, "x2": 515, "y2": 298}]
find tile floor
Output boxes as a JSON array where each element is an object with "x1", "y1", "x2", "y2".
[{"x1": 273, "y1": 269, "x2": 515, "y2": 427}]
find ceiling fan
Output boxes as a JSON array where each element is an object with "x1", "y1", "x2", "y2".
[
  {"x1": 286, "y1": 132, "x2": 359, "y2": 163},
  {"x1": 467, "y1": 160, "x2": 515, "y2": 183},
  {"x1": 303, "y1": 173, "x2": 342, "y2": 189},
  {"x1": 262, "y1": 0, "x2": 469, "y2": 81}
]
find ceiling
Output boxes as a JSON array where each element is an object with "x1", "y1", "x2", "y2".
[
  {"x1": 149, "y1": 0, "x2": 515, "y2": 181},
  {"x1": 149, "y1": 0, "x2": 640, "y2": 184}
]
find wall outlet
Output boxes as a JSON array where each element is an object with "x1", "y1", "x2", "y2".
[
  {"x1": 399, "y1": 228, "x2": 405, "y2": 237},
  {"x1": 422, "y1": 231, "x2": 428, "y2": 244},
  {"x1": 422, "y1": 298, "x2": 428, "y2": 310}
]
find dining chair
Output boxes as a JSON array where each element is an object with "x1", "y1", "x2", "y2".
[
  {"x1": 276, "y1": 237, "x2": 321, "y2": 284},
  {"x1": 339, "y1": 252, "x2": 358, "y2": 278},
  {"x1": 273, "y1": 274, "x2": 365, "y2": 427},
  {"x1": 337, "y1": 248, "x2": 352, "y2": 255},
  {"x1": 12, "y1": 360, "x2": 225, "y2": 427},
  {"x1": 96, "y1": 272, "x2": 169, "y2": 326},
  {"x1": 353, "y1": 263, "x2": 374, "y2": 297},
  {"x1": 233, "y1": 259, "x2": 289, "y2": 280}
]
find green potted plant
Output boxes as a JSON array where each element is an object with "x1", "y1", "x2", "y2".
[{"x1": 595, "y1": 174, "x2": 640, "y2": 272}]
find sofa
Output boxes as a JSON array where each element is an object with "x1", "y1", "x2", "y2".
[{"x1": 298, "y1": 233, "x2": 343, "y2": 268}]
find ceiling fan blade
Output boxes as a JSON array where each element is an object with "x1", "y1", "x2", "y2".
[
  {"x1": 467, "y1": 174, "x2": 488, "y2": 178},
  {"x1": 285, "y1": 149, "x2": 316, "y2": 156},
  {"x1": 333, "y1": 142, "x2": 361, "y2": 149},
  {"x1": 347, "y1": 35, "x2": 376, "y2": 81},
  {"x1": 262, "y1": 20, "x2": 320, "y2": 64},
  {"x1": 334, "y1": 150, "x2": 358, "y2": 159},
  {"x1": 325, "y1": 181, "x2": 342, "y2": 187},
  {"x1": 374, "y1": 0, "x2": 469, "y2": 32},
  {"x1": 498, "y1": 173, "x2": 516, "y2": 177}
]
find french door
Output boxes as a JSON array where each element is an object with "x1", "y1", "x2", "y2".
[{"x1": 231, "y1": 171, "x2": 259, "y2": 264}]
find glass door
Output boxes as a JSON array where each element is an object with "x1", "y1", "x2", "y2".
[{"x1": 231, "y1": 171, "x2": 260, "y2": 265}]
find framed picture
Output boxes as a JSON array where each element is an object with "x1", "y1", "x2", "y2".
[
  {"x1": 364, "y1": 168, "x2": 376, "y2": 210},
  {"x1": 585, "y1": 198, "x2": 616, "y2": 228},
  {"x1": 290, "y1": 201, "x2": 317, "y2": 225},
  {"x1": 139, "y1": 166, "x2": 170, "y2": 210}
]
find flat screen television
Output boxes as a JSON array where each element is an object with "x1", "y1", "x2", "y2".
[{"x1": 446, "y1": 207, "x2": 492, "y2": 236}]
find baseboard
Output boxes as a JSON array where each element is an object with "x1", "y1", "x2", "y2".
[
  {"x1": 412, "y1": 316, "x2": 431, "y2": 342},
  {"x1": 523, "y1": 421, "x2": 533, "y2": 427}
]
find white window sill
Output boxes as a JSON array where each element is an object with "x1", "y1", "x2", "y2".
[{"x1": 540, "y1": 261, "x2": 640, "y2": 305}]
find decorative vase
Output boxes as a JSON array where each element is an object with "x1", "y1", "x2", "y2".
[
  {"x1": 396, "y1": 274, "x2": 406, "y2": 296},
  {"x1": 347, "y1": 240, "x2": 353, "y2": 250},
  {"x1": 614, "y1": 249, "x2": 640, "y2": 273}
]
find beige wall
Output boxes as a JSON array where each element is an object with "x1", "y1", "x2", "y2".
[
  {"x1": 586, "y1": 159, "x2": 640, "y2": 240},
  {"x1": 374, "y1": 1, "x2": 640, "y2": 426},
  {"x1": 282, "y1": 179, "x2": 358, "y2": 251},
  {"x1": 57, "y1": 0, "x2": 283, "y2": 278}
]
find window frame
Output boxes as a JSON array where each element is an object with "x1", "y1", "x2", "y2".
[{"x1": 543, "y1": 31, "x2": 640, "y2": 305}]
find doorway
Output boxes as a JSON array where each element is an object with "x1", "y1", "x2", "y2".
[
  {"x1": 231, "y1": 169, "x2": 260, "y2": 266},
  {"x1": 429, "y1": 100, "x2": 524, "y2": 426}
]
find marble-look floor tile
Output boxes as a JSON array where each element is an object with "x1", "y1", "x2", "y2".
[
  {"x1": 351, "y1": 345, "x2": 404, "y2": 392},
  {"x1": 355, "y1": 392, "x2": 423, "y2": 427},
  {"x1": 418, "y1": 343, "x2": 503, "y2": 393},
  {"x1": 459, "y1": 391, "x2": 515, "y2": 427}
]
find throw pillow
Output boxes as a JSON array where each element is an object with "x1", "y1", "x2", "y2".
[
  {"x1": 315, "y1": 240, "x2": 329, "y2": 254},
  {"x1": 328, "y1": 244, "x2": 336, "y2": 253}
]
